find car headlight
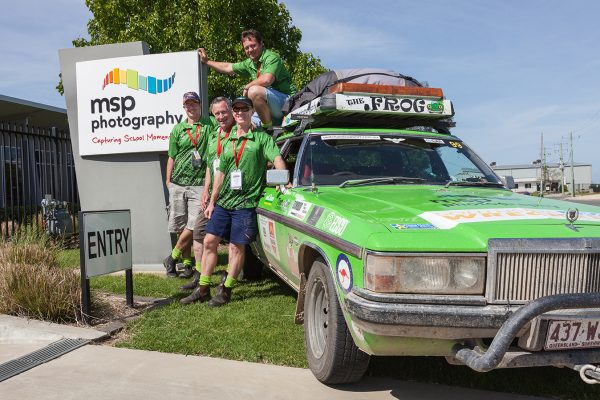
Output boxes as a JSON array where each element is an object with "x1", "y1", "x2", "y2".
[{"x1": 364, "y1": 254, "x2": 486, "y2": 294}]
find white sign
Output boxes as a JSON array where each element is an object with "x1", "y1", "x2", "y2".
[
  {"x1": 420, "y1": 208, "x2": 600, "y2": 230},
  {"x1": 335, "y1": 94, "x2": 453, "y2": 117},
  {"x1": 258, "y1": 215, "x2": 280, "y2": 260},
  {"x1": 81, "y1": 210, "x2": 132, "y2": 278},
  {"x1": 76, "y1": 51, "x2": 200, "y2": 155}
]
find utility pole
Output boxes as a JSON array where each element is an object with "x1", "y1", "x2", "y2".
[
  {"x1": 540, "y1": 133, "x2": 545, "y2": 197},
  {"x1": 570, "y1": 132, "x2": 575, "y2": 197},
  {"x1": 560, "y1": 141, "x2": 565, "y2": 194}
]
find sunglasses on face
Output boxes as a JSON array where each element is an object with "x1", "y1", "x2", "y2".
[{"x1": 233, "y1": 107, "x2": 250, "y2": 113}]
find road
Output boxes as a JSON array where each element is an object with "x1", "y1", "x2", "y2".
[{"x1": 567, "y1": 197, "x2": 600, "y2": 208}]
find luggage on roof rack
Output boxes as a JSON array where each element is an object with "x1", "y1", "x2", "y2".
[
  {"x1": 282, "y1": 68, "x2": 422, "y2": 114},
  {"x1": 281, "y1": 81, "x2": 455, "y2": 134}
]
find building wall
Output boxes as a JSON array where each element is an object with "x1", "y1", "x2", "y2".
[{"x1": 494, "y1": 165, "x2": 592, "y2": 193}]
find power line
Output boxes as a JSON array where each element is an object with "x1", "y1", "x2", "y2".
[{"x1": 572, "y1": 107, "x2": 600, "y2": 134}]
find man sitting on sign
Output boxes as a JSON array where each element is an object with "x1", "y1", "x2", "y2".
[{"x1": 198, "y1": 29, "x2": 296, "y2": 133}]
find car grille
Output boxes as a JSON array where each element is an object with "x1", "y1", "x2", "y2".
[{"x1": 487, "y1": 238, "x2": 600, "y2": 304}]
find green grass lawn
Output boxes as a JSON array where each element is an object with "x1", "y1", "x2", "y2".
[
  {"x1": 56, "y1": 248, "x2": 600, "y2": 398},
  {"x1": 116, "y1": 268, "x2": 306, "y2": 368}
]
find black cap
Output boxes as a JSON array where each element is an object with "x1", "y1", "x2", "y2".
[
  {"x1": 182, "y1": 91, "x2": 201, "y2": 103},
  {"x1": 232, "y1": 96, "x2": 253, "y2": 108}
]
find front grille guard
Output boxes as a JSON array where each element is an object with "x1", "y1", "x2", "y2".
[{"x1": 451, "y1": 292, "x2": 600, "y2": 383}]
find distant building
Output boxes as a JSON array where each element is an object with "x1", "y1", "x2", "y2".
[
  {"x1": 492, "y1": 162, "x2": 592, "y2": 194},
  {"x1": 0, "y1": 94, "x2": 76, "y2": 211}
]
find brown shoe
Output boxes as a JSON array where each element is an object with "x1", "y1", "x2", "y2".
[
  {"x1": 179, "y1": 271, "x2": 200, "y2": 290},
  {"x1": 179, "y1": 264, "x2": 195, "y2": 279},
  {"x1": 180, "y1": 284, "x2": 211, "y2": 305},
  {"x1": 208, "y1": 285, "x2": 232, "y2": 307}
]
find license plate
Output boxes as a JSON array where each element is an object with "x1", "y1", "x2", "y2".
[{"x1": 545, "y1": 318, "x2": 600, "y2": 350}]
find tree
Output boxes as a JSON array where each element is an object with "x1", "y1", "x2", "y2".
[{"x1": 62, "y1": 0, "x2": 327, "y2": 99}]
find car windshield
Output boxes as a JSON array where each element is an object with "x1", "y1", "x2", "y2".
[{"x1": 297, "y1": 133, "x2": 501, "y2": 187}]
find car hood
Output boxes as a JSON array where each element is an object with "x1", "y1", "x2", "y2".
[{"x1": 311, "y1": 185, "x2": 600, "y2": 252}]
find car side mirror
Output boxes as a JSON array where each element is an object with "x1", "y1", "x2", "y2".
[
  {"x1": 266, "y1": 169, "x2": 289, "y2": 186},
  {"x1": 500, "y1": 175, "x2": 515, "y2": 189}
]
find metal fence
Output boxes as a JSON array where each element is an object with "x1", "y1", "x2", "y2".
[{"x1": 0, "y1": 121, "x2": 79, "y2": 238}]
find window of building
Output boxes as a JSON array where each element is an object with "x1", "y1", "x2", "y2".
[{"x1": 525, "y1": 183, "x2": 532, "y2": 189}]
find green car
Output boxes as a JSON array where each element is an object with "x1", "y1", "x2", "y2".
[{"x1": 252, "y1": 88, "x2": 600, "y2": 385}]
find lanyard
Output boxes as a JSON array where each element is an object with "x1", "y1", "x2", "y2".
[
  {"x1": 232, "y1": 137, "x2": 249, "y2": 169},
  {"x1": 186, "y1": 125, "x2": 201, "y2": 148},
  {"x1": 216, "y1": 126, "x2": 232, "y2": 158}
]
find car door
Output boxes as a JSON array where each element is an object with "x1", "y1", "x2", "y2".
[{"x1": 256, "y1": 136, "x2": 305, "y2": 288}]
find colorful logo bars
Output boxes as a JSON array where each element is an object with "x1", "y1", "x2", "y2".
[{"x1": 102, "y1": 68, "x2": 176, "y2": 94}]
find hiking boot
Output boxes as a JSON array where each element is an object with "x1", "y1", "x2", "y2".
[
  {"x1": 179, "y1": 264, "x2": 195, "y2": 279},
  {"x1": 180, "y1": 284, "x2": 211, "y2": 305},
  {"x1": 208, "y1": 285, "x2": 232, "y2": 307},
  {"x1": 179, "y1": 270, "x2": 200, "y2": 290},
  {"x1": 219, "y1": 270, "x2": 228, "y2": 285},
  {"x1": 163, "y1": 255, "x2": 178, "y2": 278}
]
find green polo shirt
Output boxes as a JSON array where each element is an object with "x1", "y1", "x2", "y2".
[
  {"x1": 216, "y1": 126, "x2": 281, "y2": 210},
  {"x1": 168, "y1": 116, "x2": 216, "y2": 186},
  {"x1": 204, "y1": 126, "x2": 233, "y2": 185},
  {"x1": 232, "y1": 48, "x2": 297, "y2": 95}
]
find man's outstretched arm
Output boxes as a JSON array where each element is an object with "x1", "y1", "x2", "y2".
[{"x1": 198, "y1": 48, "x2": 234, "y2": 75}]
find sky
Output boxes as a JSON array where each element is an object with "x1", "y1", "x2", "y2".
[{"x1": 1, "y1": 0, "x2": 599, "y2": 182}]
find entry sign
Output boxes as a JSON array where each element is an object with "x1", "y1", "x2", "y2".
[
  {"x1": 81, "y1": 210, "x2": 132, "y2": 277},
  {"x1": 79, "y1": 210, "x2": 133, "y2": 324}
]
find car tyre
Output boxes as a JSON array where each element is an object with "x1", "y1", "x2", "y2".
[{"x1": 304, "y1": 259, "x2": 370, "y2": 384}]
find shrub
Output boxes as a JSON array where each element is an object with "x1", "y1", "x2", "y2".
[{"x1": 0, "y1": 236, "x2": 82, "y2": 323}]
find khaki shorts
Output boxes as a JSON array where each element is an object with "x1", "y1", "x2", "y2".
[
  {"x1": 167, "y1": 183, "x2": 203, "y2": 233},
  {"x1": 193, "y1": 213, "x2": 209, "y2": 242}
]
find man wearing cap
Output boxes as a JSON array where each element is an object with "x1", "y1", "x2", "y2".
[
  {"x1": 181, "y1": 96, "x2": 287, "y2": 306},
  {"x1": 180, "y1": 96, "x2": 234, "y2": 295},
  {"x1": 163, "y1": 91, "x2": 215, "y2": 278},
  {"x1": 198, "y1": 29, "x2": 296, "y2": 132}
]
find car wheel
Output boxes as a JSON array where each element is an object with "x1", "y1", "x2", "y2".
[{"x1": 304, "y1": 259, "x2": 370, "y2": 384}]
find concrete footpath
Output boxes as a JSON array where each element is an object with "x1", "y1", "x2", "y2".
[{"x1": 0, "y1": 315, "x2": 550, "y2": 400}]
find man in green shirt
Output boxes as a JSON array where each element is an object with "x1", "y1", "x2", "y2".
[
  {"x1": 163, "y1": 92, "x2": 215, "y2": 278},
  {"x1": 198, "y1": 29, "x2": 296, "y2": 132},
  {"x1": 180, "y1": 96, "x2": 234, "y2": 296},
  {"x1": 182, "y1": 96, "x2": 287, "y2": 306}
]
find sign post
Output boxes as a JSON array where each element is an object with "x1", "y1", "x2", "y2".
[{"x1": 79, "y1": 210, "x2": 133, "y2": 324}]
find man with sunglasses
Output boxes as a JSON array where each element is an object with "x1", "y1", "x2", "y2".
[
  {"x1": 198, "y1": 29, "x2": 296, "y2": 132},
  {"x1": 180, "y1": 96, "x2": 234, "y2": 297},
  {"x1": 163, "y1": 92, "x2": 216, "y2": 278},
  {"x1": 182, "y1": 96, "x2": 287, "y2": 306}
]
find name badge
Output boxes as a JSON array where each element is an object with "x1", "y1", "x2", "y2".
[
  {"x1": 213, "y1": 158, "x2": 220, "y2": 175},
  {"x1": 191, "y1": 150, "x2": 202, "y2": 168},
  {"x1": 230, "y1": 170, "x2": 242, "y2": 190}
]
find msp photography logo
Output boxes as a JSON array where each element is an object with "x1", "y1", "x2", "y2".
[
  {"x1": 76, "y1": 51, "x2": 200, "y2": 155},
  {"x1": 102, "y1": 68, "x2": 176, "y2": 94}
]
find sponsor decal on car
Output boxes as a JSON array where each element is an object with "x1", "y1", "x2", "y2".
[
  {"x1": 258, "y1": 215, "x2": 280, "y2": 260},
  {"x1": 336, "y1": 254, "x2": 353, "y2": 293},
  {"x1": 391, "y1": 223, "x2": 437, "y2": 230},
  {"x1": 322, "y1": 212, "x2": 350, "y2": 236},
  {"x1": 321, "y1": 135, "x2": 381, "y2": 141},
  {"x1": 288, "y1": 200, "x2": 311, "y2": 221},
  {"x1": 263, "y1": 194, "x2": 275, "y2": 206},
  {"x1": 424, "y1": 138, "x2": 445, "y2": 144},
  {"x1": 306, "y1": 206, "x2": 324, "y2": 226},
  {"x1": 420, "y1": 208, "x2": 600, "y2": 230}
]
